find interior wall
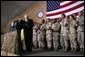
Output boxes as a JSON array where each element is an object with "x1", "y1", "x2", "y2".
[{"x1": 1, "y1": 1, "x2": 46, "y2": 33}]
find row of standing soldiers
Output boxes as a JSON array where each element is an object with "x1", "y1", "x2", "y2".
[{"x1": 33, "y1": 11, "x2": 84, "y2": 53}]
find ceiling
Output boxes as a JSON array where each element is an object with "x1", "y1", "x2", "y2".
[{"x1": 1, "y1": 1, "x2": 36, "y2": 27}]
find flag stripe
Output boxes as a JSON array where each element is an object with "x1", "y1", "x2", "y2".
[
  {"x1": 47, "y1": 3, "x2": 84, "y2": 16},
  {"x1": 46, "y1": 6, "x2": 84, "y2": 19}
]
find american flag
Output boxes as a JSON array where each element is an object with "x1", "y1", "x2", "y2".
[{"x1": 46, "y1": 1, "x2": 84, "y2": 19}]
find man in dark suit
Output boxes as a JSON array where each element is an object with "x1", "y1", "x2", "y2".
[
  {"x1": 16, "y1": 14, "x2": 34, "y2": 55},
  {"x1": 24, "y1": 14, "x2": 34, "y2": 52}
]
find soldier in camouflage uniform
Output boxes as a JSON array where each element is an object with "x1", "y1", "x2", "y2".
[
  {"x1": 60, "y1": 14, "x2": 69, "y2": 52},
  {"x1": 52, "y1": 19, "x2": 61, "y2": 51},
  {"x1": 33, "y1": 22, "x2": 38, "y2": 48},
  {"x1": 77, "y1": 11, "x2": 84, "y2": 53},
  {"x1": 45, "y1": 19, "x2": 53, "y2": 50},
  {"x1": 69, "y1": 15, "x2": 78, "y2": 53},
  {"x1": 37, "y1": 23, "x2": 41, "y2": 48},
  {"x1": 39, "y1": 20, "x2": 46, "y2": 49}
]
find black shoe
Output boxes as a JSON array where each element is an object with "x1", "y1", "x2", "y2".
[{"x1": 26, "y1": 49, "x2": 32, "y2": 53}]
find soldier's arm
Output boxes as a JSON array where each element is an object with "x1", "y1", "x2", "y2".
[
  {"x1": 60, "y1": 20, "x2": 63, "y2": 25},
  {"x1": 50, "y1": 23, "x2": 53, "y2": 30},
  {"x1": 52, "y1": 23, "x2": 60, "y2": 31},
  {"x1": 56, "y1": 23, "x2": 61, "y2": 31},
  {"x1": 80, "y1": 17, "x2": 84, "y2": 26},
  {"x1": 73, "y1": 21, "x2": 78, "y2": 29}
]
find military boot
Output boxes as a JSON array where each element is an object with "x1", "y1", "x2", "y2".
[
  {"x1": 73, "y1": 48, "x2": 77, "y2": 53},
  {"x1": 59, "y1": 47, "x2": 65, "y2": 52},
  {"x1": 80, "y1": 48, "x2": 84, "y2": 54},
  {"x1": 64, "y1": 47, "x2": 68, "y2": 52},
  {"x1": 69, "y1": 47, "x2": 74, "y2": 53}
]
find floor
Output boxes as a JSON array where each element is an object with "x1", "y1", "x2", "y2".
[{"x1": 22, "y1": 48, "x2": 84, "y2": 56}]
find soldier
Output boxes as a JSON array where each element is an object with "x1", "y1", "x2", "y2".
[
  {"x1": 73, "y1": 13, "x2": 77, "y2": 20},
  {"x1": 52, "y1": 19, "x2": 60, "y2": 51},
  {"x1": 69, "y1": 15, "x2": 78, "y2": 53},
  {"x1": 33, "y1": 22, "x2": 38, "y2": 49},
  {"x1": 37, "y1": 23, "x2": 40, "y2": 48},
  {"x1": 37, "y1": 23, "x2": 46, "y2": 49},
  {"x1": 66, "y1": 16, "x2": 71, "y2": 51},
  {"x1": 45, "y1": 19, "x2": 53, "y2": 50},
  {"x1": 39, "y1": 20, "x2": 46, "y2": 49},
  {"x1": 77, "y1": 11, "x2": 84, "y2": 53},
  {"x1": 60, "y1": 14, "x2": 69, "y2": 52}
]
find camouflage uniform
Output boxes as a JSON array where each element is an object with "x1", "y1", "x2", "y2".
[
  {"x1": 60, "y1": 18, "x2": 69, "y2": 51},
  {"x1": 69, "y1": 19, "x2": 78, "y2": 52},
  {"x1": 37, "y1": 25, "x2": 41, "y2": 48},
  {"x1": 52, "y1": 22, "x2": 60, "y2": 51},
  {"x1": 77, "y1": 16, "x2": 84, "y2": 52},
  {"x1": 39, "y1": 23, "x2": 46, "y2": 49},
  {"x1": 45, "y1": 22, "x2": 52, "y2": 49},
  {"x1": 33, "y1": 24, "x2": 38, "y2": 48}
]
